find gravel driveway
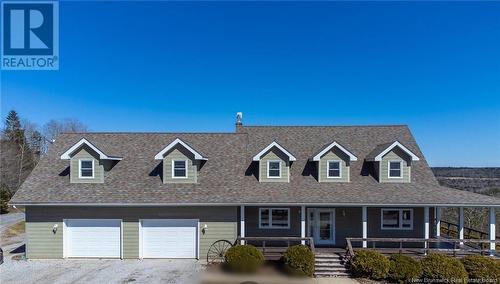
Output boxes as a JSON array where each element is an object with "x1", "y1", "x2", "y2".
[
  {"x1": 0, "y1": 258, "x2": 203, "y2": 284},
  {"x1": 0, "y1": 212, "x2": 25, "y2": 231}
]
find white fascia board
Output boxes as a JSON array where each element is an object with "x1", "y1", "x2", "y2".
[
  {"x1": 312, "y1": 141, "x2": 358, "y2": 161},
  {"x1": 60, "y1": 138, "x2": 122, "y2": 160},
  {"x1": 154, "y1": 138, "x2": 208, "y2": 160},
  {"x1": 252, "y1": 141, "x2": 297, "y2": 161},
  {"x1": 374, "y1": 141, "x2": 420, "y2": 161}
]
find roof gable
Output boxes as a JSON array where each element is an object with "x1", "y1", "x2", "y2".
[
  {"x1": 311, "y1": 141, "x2": 357, "y2": 161},
  {"x1": 60, "y1": 138, "x2": 122, "y2": 160},
  {"x1": 154, "y1": 138, "x2": 208, "y2": 160},
  {"x1": 366, "y1": 141, "x2": 420, "y2": 161},
  {"x1": 252, "y1": 141, "x2": 297, "y2": 161}
]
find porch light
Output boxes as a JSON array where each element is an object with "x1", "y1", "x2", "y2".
[{"x1": 52, "y1": 224, "x2": 58, "y2": 234}]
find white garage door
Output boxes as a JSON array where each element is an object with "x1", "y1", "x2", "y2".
[
  {"x1": 65, "y1": 219, "x2": 121, "y2": 258},
  {"x1": 141, "y1": 219, "x2": 198, "y2": 258}
]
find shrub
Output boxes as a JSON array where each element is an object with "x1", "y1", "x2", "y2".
[
  {"x1": 388, "y1": 254, "x2": 423, "y2": 283},
  {"x1": 283, "y1": 245, "x2": 315, "y2": 277},
  {"x1": 350, "y1": 250, "x2": 390, "y2": 280},
  {"x1": 461, "y1": 255, "x2": 500, "y2": 281},
  {"x1": 421, "y1": 253, "x2": 468, "y2": 283},
  {"x1": 224, "y1": 245, "x2": 264, "y2": 273}
]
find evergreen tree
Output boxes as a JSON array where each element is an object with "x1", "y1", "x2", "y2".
[{"x1": 3, "y1": 110, "x2": 26, "y2": 144}]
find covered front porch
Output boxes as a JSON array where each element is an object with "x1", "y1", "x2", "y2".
[{"x1": 237, "y1": 205, "x2": 498, "y2": 258}]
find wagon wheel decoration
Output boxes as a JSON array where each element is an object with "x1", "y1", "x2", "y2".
[{"x1": 207, "y1": 240, "x2": 233, "y2": 264}]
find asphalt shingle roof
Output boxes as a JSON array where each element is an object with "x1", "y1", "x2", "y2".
[{"x1": 10, "y1": 126, "x2": 500, "y2": 206}]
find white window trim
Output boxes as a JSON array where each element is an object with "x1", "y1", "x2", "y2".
[
  {"x1": 267, "y1": 160, "x2": 282, "y2": 179},
  {"x1": 172, "y1": 160, "x2": 188, "y2": 179},
  {"x1": 388, "y1": 160, "x2": 403, "y2": 179},
  {"x1": 258, "y1": 208, "x2": 290, "y2": 229},
  {"x1": 326, "y1": 160, "x2": 342, "y2": 179},
  {"x1": 78, "y1": 159, "x2": 95, "y2": 179},
  {"x1": 381, "y1": 208, "x2": 413, "y2": 230}
]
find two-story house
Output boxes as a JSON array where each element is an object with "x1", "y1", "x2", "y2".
[{"x1": 10, "y1": 115, "x2": 499, "y2": 259}]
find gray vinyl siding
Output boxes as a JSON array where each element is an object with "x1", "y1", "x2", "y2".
[
  {"x1": 26, "y1": 222, "x2": 63, "y2": 258},
  {"x1": 25, "y1": 206, "x2": 237, "y2": 259},
  {"x1": 244, "y1": 206, "x2": 301, "y2": 237},
  {"x1": 379, "y1": 148, "x2": 411, "y2": 183},
  {"x1": 70, "y1": 146, "x2": 104, "y2": 183},
  {"x1": 367, "y1": 207, "x2": 434, "y2": 238},
  {"x1": 162, "y1": 145, "x2": 198, "y2": 183},
  {"x1": 259, "y1": 148, "x2": 290, "y2": 183},
  {"x1": 334, "y1": 207, "x2": 362, "y2": 247},
  {"x1": 318, "y1": 148, "x2": 350, "y2": 182}
]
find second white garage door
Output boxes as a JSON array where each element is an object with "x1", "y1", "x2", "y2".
[{"x1": 140, "y1": 219, "x2": 198, "y2": 258}]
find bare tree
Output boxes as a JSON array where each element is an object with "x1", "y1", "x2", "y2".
[{"x1": 42, "y1": 118, "x2": 88, "y2": 143}]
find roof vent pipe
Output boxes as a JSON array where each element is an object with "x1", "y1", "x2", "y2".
[{"x1": 236, "y1": 112, "x2": 243, "y2": 126}]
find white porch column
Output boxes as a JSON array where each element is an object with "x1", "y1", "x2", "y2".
[
  {"x1": 362, "y1": 206, "x2": 367, "y2": 248},
  {"x1": 424, "y1": 207, "x2": 429, "y2": 253},
  {"x1": 435, "y1": 207, "x2": 441, "y2": 238},
  {"x1": 301, "y1": 206, "x2": 306, "y2": 245},
  {"x1": 459, "y1": 207, "x2": 464, "y2": 245},
  {"x1": 489, "y1": 207, "x2": 496, "y2": 256},
  {"x1": 240, "y1": 205, "x2": 245, "y2": 245}
]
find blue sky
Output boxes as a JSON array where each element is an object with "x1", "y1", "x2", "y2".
[{"x1": 2, "y1": 1, "x2": 499, "y2": 167}]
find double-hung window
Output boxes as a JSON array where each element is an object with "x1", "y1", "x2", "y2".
[
  {"x1": 327, "y1": 160, "x2": 341, "y2": 178},
  {"x1": 259, "y1": 208, "x2": 290, "y2": 229},
  {"x1": 388, "y1": 161, "x2": 402, "y2": 178},
  {"x1": 172, "y1": 160, "x2": 187, "y2": 178},
  {"x1": 267, "y1": 161, "x2": 281, "y2": 178},
  {"x1": 381, "y1": 209, "x2": 413, "y2": 230},
  {"x1": 79, "y1": 159, "x2": 94, "y2": 178}
]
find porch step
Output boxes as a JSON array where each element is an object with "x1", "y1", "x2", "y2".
[
  {"x1": 315, "y1": 271, "x2": 351, "y2": 277},
  {"x1": 314, "y1": 252, "x2": 350, "y2": 278}
]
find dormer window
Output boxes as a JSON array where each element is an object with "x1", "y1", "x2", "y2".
[
  {"x1": 61, "y1": 138, "x2": 121, "y2": 183},
  {"x1": 155, "y1": 138, "x2": 207, "y2": 184},
  {"x1": 327, "y1": 160, "x2": 341, "y2": 178},
  {"x1": 267, "y1": 161, "x2": 281, "y2": 178},
  {"x1": 366, "y1": 141, "x2": 419, "y2": 183},
  {"x1": 252, "y1": 141, "x2": 296, "y2": 183},
  {"x1": 388, "y1": 161, "x2": 402, "y2": 178},
  {"x1": 311, "y1": 141, "x2": 357, "y2": 183},
  {"x1": 79, "y1": 159, "x2": 94, "y2": 178},
  {"x1": 172, "y1": 160, "x2": 188, "y2": 178}
]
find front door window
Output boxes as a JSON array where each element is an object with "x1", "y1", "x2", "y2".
[
  {"x1": 307, "y1": 209, "x2": 335, "y2": 245},
  {"x1": 319, "y1": 212, "x2": 332, "y2": 241}
]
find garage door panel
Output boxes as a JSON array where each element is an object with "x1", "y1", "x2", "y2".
[
  {"x1": 66, "y1": 219, "x2": 121, "y2": 258},
  {"x1": 141, "y1": 219, "x2": 197, "y2": 258}
]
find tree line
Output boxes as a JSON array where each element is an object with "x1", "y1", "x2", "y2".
[{"x1": 0, "y1": 110, "x2": 87, "y2": 213}]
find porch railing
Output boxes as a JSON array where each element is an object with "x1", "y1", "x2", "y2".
[
  {"x1": 236, "y1": 237, "x2": 315, "y2": 258},
  {"x1": 345, "y1": 237, "x2": 500, "y2": 260},
  {"x1": 441, "y1": 220, "x2": 499, "y2": 239}
]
